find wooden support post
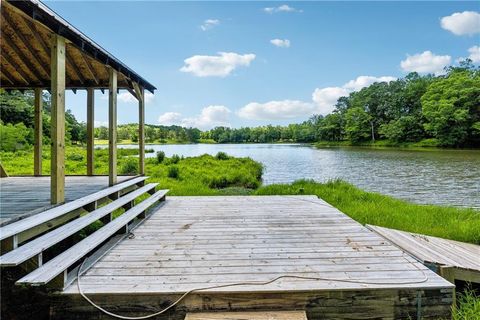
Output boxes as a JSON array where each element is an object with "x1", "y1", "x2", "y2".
[
  {"x1": 138, "y1": 87, "x2": 145, "y2": 175},
  {"x1": 50, "y1": 35, "x2": 66, "y2": 204},
  {"x1": 87, "y1": 88, "x2": 95, "y2": 175},
  {"x1": 108, "y1": 69, "x2": 117, "y2": 186},
  {"x1": 34, "y1": 88, "x2": 43, "y2": 176}
]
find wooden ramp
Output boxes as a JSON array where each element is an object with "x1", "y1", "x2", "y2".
[
  {"x1": 367, "y1": 225, "x2": 480, "y2": 284},
  {"x1": 55, "y1": 196, "x2": 454, "y2": 320}
]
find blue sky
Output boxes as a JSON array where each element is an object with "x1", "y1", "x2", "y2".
[{"x1": 47, "y1": 1, "x2": 480, "y2": 129}]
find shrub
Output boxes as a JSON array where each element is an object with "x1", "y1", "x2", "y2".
[
  {"x1": 215, "y1": 151, "x2": 229, "y2": 160},
  {"x1": 167, "y1": 166, "x2": 179, "y2": 179},
  {"x1": 67, "y1": 153, "x2": 83, "y2": 161},
  {"x1": 170, "y1": 154, "x2": 180, "y2": 164},
  {"x1": 120, "y1": 158, "x2": 138, "y2": 175},
  {"x1": 156, "y1": 151, "x2": 165, "y2": 163},
  {"x1": 145, "y1": 148, "x2": 155, "y2": 153}
]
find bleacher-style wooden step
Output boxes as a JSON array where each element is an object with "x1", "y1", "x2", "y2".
[
  {"x1": 16, "y1": 189, "x2": 168, "y2": 289},
  {"x1": 0, "y1": 183, "x2": 158, "y2": 267},
  {"x1": 0, "y1": 176, "x2": 148, "y2": 251}
]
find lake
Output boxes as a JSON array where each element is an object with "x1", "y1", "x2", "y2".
[{"x1": 116, "y1": 143, "x2": 480, "y2": 209}]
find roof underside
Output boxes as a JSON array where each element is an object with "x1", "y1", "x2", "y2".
[{"x1": 0, "y1": 0, "x2": 156, "y2": 93}]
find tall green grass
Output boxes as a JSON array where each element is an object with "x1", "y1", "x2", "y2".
[
  {"x1": 453, "y1": 290, "x2": 480, "y2": 320},
  {"x1": 256, "y1": 179, "x2": 480, "y2": 244}
]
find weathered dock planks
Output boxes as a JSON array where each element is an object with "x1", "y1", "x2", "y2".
[
  {"x1": 367, "y1": 224, "x2": 480, "y2": 284},
  {"x1": 54, "y1": 196, "x2": 454, "y2": 319},
  {"x1": 0, "y1": 176, "x2": 132, "y2": 225}
]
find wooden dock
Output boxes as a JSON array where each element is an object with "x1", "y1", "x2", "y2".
[
  {"x1": 0, "y1": 176, "x2": 131, "y2": 225},
  {"x1": 367, "y1": 225, "x2": 480, "y2": 284},
  {"x1": 54, "y1": 196, "x2": 454, "y2": 319}
]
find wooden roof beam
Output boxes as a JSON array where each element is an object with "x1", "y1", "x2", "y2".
[
  {"x1": 1, "y1": 50, "x2": 31, "y2": 85},
  {"x1": 22, "y1": 16, "x2": 50, "y2": 57},
  {"x1": 0, "y1": 70, "x2": 15, "y2": 85},
  {"x1": 66, "y1": 50, "x2": 86, "y2": 85},
  {"x1": 2, "y1": 34, "x2": 44, "y2": 82},
  {"x1": 80, "y1": 52, "x2": 99, "y2": 85},
  {"x1": 2, "y1": 9, "x2": 50, "y2": 77}
]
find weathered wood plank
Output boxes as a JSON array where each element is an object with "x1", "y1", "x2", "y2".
[
  {"x1": 50, "y1": 34, "x2": 66, "y2": 204},
  {"x1": 108, "y1": 68, "x2": 117, "y2": 186},
  {"x1": 34, "y1": 88, "x2": 43, "y2": 176},
  {"x1": 185, "y1": 311, "x2": 307, "y2": 320},
  {"x1": 86, "y1": 88, "x2": 94, "y2": 176}
]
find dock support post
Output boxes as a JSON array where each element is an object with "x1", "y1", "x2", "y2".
[
  {"x1": 50, "y1": 35, "x2": 66, "y2": 204},
  {"x1": 138, "y1": 88, "x2": 145, "y2": 175},
  {"x1": 87, "y1": 88, "x2": 95, "y2": 176},
  {"x1": 34, "y1": 88, "x2": 43, "y2": 176},
  {"x1": 108, "y1": 69, "x2": 117, "y2": 186}
]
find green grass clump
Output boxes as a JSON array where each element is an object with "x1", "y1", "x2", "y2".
[
  {"x1": 255, "y1": 179, "x2": 480, "y2": 244},
  {"x1": 120, "y1": 157, "x2": 139, "y2": 175},
  {"x1": 156, "y1": 151, "x2": 165, "y2": 163},
  {"x1": 453, "y1": 290, "x2": 480, "y2": 320},
  {"x1": 167, "y1": 166, "x2": 180, "y2": 179}
]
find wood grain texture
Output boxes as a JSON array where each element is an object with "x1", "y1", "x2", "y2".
[
  {"x1": 185, "y1": 311, "x2": 307, "y2": 320},
  {"x1": 54, "y1": 196, "x2": 453, "y2": 319},
  {"x1": 367, "y1": 224, "x2": 480, "y2": 283}
]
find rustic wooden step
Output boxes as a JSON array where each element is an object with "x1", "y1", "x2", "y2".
[
  {"x1": 0, "y1": 176, "x2": 148, "y2": 250},
  {"x1": 0, "y1": 183, "x2": 158, "y2": 267},
  {"x1": 16, "y1": 189, "x2": 168, "y2": 289},
  {"x1": 185, "y1": 311, "x2": 308, "y2": 320}
]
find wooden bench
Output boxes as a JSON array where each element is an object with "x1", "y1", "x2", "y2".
[
  {"x1": 0, "y1": 176, "x2": 147, "y2": 251},
  {"x1": 0, "y1": 183, "x2": 158, "y2": 268},
  {"x1": 16, "y1": 189, "x2": 168, "y2": 289},
  {"x1": 185, "y1": 311, "x2": 308, "y2": 320}
]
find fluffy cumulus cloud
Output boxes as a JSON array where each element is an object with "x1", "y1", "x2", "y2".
[
  {"x1": 400, "y1": 51, "x2": 451, "y2": 74},
  {"x1": 440, "y1": 11, "x2": 480, "y2": 36},
  {"x1": 467, "y1": 45, "x2": 480, "y2": 63},
  {"x1": 237, "y1": 75, "x2": 396, "y2": 120},
  {"x1": 270, "y1": 39, "x2": 291, "y2": 48},
  {"x1": 158, "y1": 105, "x2": 231, "y2": 130},
  {"x1": 237, "y1": 100, "x2": 314, "y2": 120},
  {"x1": 312, "y1": 87, "x2": 350, "y2": 115},
  {"x1": 180, "y1": 52, "x2": 256, "y2": 77},
  {"x1": 312, "y1": 76, "x2": 396, "y2": 115},
  {"x1": 200, "y1": 19, "x2": 220, "y2": 31},
  {"x1": 264, "y1": 5, "x2": 302, "y2": 14}
]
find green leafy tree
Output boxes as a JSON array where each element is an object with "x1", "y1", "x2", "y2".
[
  {"x1": 344, "y1": 107, "x2": 372, "y2": 143},
  {"x1": 421, "y1": 69, "x2": 480, "y2": 147}
]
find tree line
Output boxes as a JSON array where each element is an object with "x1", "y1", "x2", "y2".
[
  {"x1": 1, "y1": 62, "x2": 479, "y2": 151},
  {"x1": 203, "y1": 63, "x2": 479, "y2": 147}
]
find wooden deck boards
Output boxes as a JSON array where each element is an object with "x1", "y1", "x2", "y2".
[
  {"x1": 0, "y1": 176, "x2": 131, "y2": 225},
  {"x1": 367, "y1": 224, "x2": 480, "y2": 283},
  {"x1": 64, "y1": 196, "x2": 451, "y2": 294},
  {"x1": 54, "y1": 196, "x2": 454, "y2": 319}
]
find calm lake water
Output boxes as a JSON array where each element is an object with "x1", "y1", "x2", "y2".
[{"x1": 116, "y1": 143, "x2": 480, "y2": 209}]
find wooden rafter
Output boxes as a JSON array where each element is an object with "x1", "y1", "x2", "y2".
[
  {"x1": 22, "y1": 16, "x2": 50, "y2": 56},
  {"x1": 80, "y1": 52, "x2": 99, "y2": 85},
  {"x1": 0, "y1": 70, "x2": 15, "y2": 85},
  {"x1": 1, "y1": 50, "x2": 30, "y2": 85},
  {"x1": 66, "y1": 50, "x2": 85, "y2": 85},
  {"x1": 2, "y1": 9, "x2": 50, "y2": 77},
  {"x1": 2, "y1": 33, "x2": 43, "y2": 82}
]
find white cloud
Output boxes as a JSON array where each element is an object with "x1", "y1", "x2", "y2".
[
  {"x1": 180, "y1": 52, "x2": 256, "y2": 77},
  {"x1": 270, "y1": 39, "x2": 291, "y2": 48},
  {"x1": 264, "y1": 4, "x2": 302, "y2": 14},
  {"x1": 312, "y1": 75, "x2": 396, "y2": 115},
  {"x1": 400, "y1": 51, "x2": 451, "y2": 74},
  {"x1": 312, "y1": 87, "x2": 350, "y2": 115},
  {"x1": 467, "y1": 45, "x2": 480, "y2": 63},
  {"x1": 94, "y1": 120, "x2": 108, "y2": 128},
  {"x1": 158, "y1": 106, "x2": 231, "y2": 130},
  {"x1": 237, "y1": 100, "x2": 314, "y2": 120},
  {"x1": 158, "y1": 112, "x2": 183, "y2": 126},
  {"x1": 343, "y1": 76, "x2": 397, "y2": 91},
  {"x1": 200, "y1": 19, "x2": 220, "y2": 31},
  {"x1": 117, "y1": 92, "x2": 154, "y2": 104},
  {"x1": 237, "y1": 75, "x2": 396, "y2": 120},
  {"x1": 101, "y1": 91, "x2": 154, "y2": 104},
  {"x1": 440, "y1": 11, "x2": 480, "y2": 36}
]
